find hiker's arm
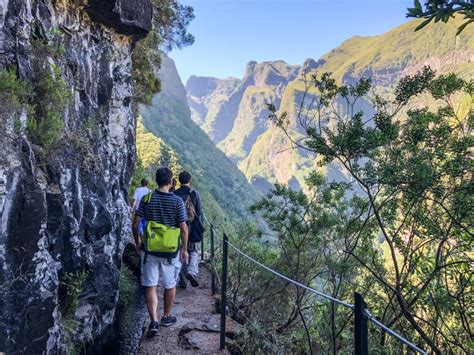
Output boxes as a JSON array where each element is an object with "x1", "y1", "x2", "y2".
[
  {"x1": 132, "y1": 215, "x2": 142, "y2": 256},
  {"x1": 131, "y1": 189, "x2": 138, "y2": 210},
  {"x1": 179, "y1": 222, "x2": 189, "y2": 264}
]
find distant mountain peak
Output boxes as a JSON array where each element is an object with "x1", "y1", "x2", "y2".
[
  {"x1": 158, "y1": 54, "x2": 187, "y2": 102},
  {"x1": 244, "y1": 61, "x2": 258, "y2": 77},
  {"x1": 298, "y1": 58, "x2": 325, "y2": 77},
  {"x1": 244, "y1": 60, "x2": 299, "y2": 87}
]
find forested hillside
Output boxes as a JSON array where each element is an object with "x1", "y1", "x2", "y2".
[
  {"x1": 187, "y1": 16, "x2": 473, "y2": 191},
  {"x1": 138, "y1": 55, "x2": 259, "y2": 223}
]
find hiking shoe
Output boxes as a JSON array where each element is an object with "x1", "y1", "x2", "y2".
[
  {"x1": 146, "y1": 321, "x2": 159, "y2": 338},
  {"x1": 161, "y1": 315, "x2": 177, "y2": 327},
  {"x1": 186, "y1": 273, "x2": 199, "y2": 287}
]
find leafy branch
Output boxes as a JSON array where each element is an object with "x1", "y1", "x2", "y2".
[{"x1": 407, "y1": 0, "x2": 474, "y2": 35}]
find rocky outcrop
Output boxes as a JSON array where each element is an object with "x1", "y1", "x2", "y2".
[
  {"x1": 178, "y1": 314, "x2": 240, "y2": 351},
  {"x1": 0, "y1": 0, "x2": 151, "y2": 353},
  {"x1": 87, "y1": 0, "x2": 152, "y2": 38},
  {"x1": 298, "y1": 57, "x2": 324, "y2": 77}
]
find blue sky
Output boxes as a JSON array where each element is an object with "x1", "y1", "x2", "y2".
[{"x1": 169, "y1": 0, "x2": 414, "y2": 83}]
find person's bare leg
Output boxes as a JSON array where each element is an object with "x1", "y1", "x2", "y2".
[
  {"x1": 145, "y1": 286, "x2": 158, "y2": 321},
  {"x1": 163, "y1": 287, "x2": 176, "y2": 316}
]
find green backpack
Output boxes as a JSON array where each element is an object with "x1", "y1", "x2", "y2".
[{"x1": 141, "y1": 192, "x2": 181, "y2": 260}]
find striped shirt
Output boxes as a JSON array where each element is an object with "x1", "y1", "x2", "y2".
[{"x1": 136, "y1": 190, "x2": 187, "y2": 227}]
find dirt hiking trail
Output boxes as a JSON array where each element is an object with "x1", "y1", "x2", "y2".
[{"x1": 138, "y1": 261, "x2": 238, "y2": 354}]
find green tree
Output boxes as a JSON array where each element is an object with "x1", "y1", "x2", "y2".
[
  {"x1": 269, "y1": 68, "x2": 473, "y2": 353},
  {"x1": 152, "y1": 0, "x2": 195, "y2": 51},
  {"x1": 133, "y1": 32, "x2": 162, "y2": 105},
  {"x1": 245, "y1": 177, "x2": 382, "y2": 354},
  {"x1": 407, "y1": 0, "x2": 474, "y2": 34}
]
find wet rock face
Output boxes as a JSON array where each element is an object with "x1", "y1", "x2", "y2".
[{"x1": 0, "y1": 0, "x2": 151, "y2": 353}]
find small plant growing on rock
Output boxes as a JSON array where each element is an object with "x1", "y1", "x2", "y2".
[
  {"x1": 118, "y1": 263, "x2": 139, "y2": 308},
  {"x1": 59, "y1": 270, "x2": 89, "y2": 355},
  {"x1": 70, "y1": 117, "x2": 102, "y2": 172},
  {"x1": 60, "y1": 270, "x2": 88, "y2": 322},
  {"x1": 31, "y1": 25, "x2": 65, "y2": 59},
  {"x1": 0, "y1": 68, "x2": 31, "y2": 140},
  {"x1": 27, "y1": 63, "x2": 71, "y2": 154}
]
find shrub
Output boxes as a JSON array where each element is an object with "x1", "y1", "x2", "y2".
[{"x1": 268, "y1": 68, "x2": 473, "y2": 353}]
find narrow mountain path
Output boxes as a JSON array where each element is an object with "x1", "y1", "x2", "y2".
[{"x1": 138, "y1": 261, "x2": 237, "y2": 354}]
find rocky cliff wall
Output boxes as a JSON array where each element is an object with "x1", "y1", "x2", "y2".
[{"x1": 0, "y1": 0, "x2": 151, "y2": 353}]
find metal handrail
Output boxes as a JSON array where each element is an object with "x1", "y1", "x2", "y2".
[{"x1": 225, "y1": 238, "x2": 354, "y2": 309}]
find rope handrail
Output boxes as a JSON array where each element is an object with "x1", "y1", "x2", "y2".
[
  {"x1": 204, "y1": 214, "x2": 427, "y2": 354},
  {"x1": 365, "y1": 310, "x2": 427, "y2": 355},
  {"x1": 225, "y1": 238, "x2": 355, "y2": 309},
  {"x1": 204, "y1": 214, "x2": 352, "y2": 307}
]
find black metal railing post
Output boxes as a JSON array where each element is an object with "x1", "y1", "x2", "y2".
[
  {"x1": 354, "y1": 292, "x2": 368, "y2": 355},
  {"x1": 220, "y1": 234, "x2": 229, "y2": 350},
  {"x1": 210, "y1": 224, "x2": 216, "y2": 296}
]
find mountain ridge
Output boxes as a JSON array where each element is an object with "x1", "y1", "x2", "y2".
[{"x1": 187, "y1": 60, "x2": 301, "y2": 162}]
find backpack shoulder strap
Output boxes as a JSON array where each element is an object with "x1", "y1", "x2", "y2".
[
  {"x1": 188, "y1": 190, "x2": 199, "y2": 219},
  {"x1": 189, "y1": 189, "x2": 197, "y2": 203},
  {"x1": 143, "y1": 191, "x2": 154, "y2": 203},
  {"x1": 141, "y1": 191, "x2": 155, "y2": 220}
]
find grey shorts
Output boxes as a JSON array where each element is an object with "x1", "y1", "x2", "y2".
[{"x1": 140, "y1": 251, "x2": 182, "y2": 289}]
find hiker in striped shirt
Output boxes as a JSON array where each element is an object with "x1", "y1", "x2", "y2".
[{"x1": 132, "y1": 167, "x2": 189, "y2": 337}]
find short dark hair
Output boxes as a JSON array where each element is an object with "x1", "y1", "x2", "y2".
[
  {"x1": 178, "y1": 171, "x2": 192, "y2": 184},
  {"x1": 156, "y1": 167, "x2": 173, "y2": 187},
  {"x1": 141, "y1": 178, "x2": 149, "y2": 187}
]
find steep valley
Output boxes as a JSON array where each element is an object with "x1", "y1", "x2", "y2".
[{"x1": 138, "y1": 55, "x2": 260, "y2": 226}]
